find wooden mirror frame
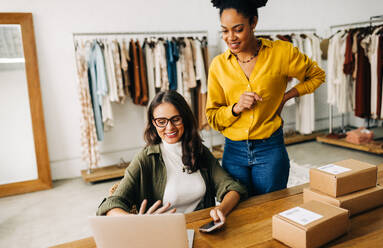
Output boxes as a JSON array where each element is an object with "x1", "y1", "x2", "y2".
[{"x1": 0, "y1": 13, "x2": 52, "y2": 197}]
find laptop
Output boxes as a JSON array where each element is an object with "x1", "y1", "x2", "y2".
[{"x1": 89, "y1": 214, "x2": 194, "y2": 248}]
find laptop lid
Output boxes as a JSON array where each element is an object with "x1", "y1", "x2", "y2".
[{"x1": 89, "y1": 214, "x2": 188, "y2": 248}]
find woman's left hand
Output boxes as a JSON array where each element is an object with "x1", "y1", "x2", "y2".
[{"x1": 210, "y1": 207, "x2": 226, "y2": 224}]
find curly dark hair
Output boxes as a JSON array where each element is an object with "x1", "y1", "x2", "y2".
[
  {"x1": 211, "y1": 0, "x2": 268, "y2": 21},
  {"x1": 144, "y1": 90, "x2": 204, "y2": 173}
]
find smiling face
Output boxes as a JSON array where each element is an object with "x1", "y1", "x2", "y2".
[
  {"x1": 152, "y1": 102, "x2": 184, "y2": 144},
  {"x1": 220, "y1": 8, "x2": 257, "y2": 54}
]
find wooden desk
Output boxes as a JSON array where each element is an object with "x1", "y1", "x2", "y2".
[{"x1": 51, "y1": 164, "x2": 383, "y2": 248}]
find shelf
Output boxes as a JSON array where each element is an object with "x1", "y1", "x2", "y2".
[
  {"x1": 284, "y1": 131, "x2": 324, "y2": 145},
  {"x1": 81, "y1": 163, "x2": 129, "y2": 183},
  {"x1": 316, "y1": 135, "x2": 383, "y2": 155}
]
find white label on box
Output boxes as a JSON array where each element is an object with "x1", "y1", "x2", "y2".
[
  {"x1": 279, "y1": 207, "x2": 323, "y2": 226},
  {"x1": 317, "y1": 164, "x2": 352, "y2": 175}
]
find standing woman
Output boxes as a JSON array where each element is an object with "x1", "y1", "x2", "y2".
[{"x1": 206, "y1": 0, "x2": 325, "y2": 196}]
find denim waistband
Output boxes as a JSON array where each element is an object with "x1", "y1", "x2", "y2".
[{"x1": 225, "y1": 126, "x2": 283, "y2": 145}]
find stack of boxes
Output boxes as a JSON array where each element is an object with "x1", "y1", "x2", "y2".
[
  {"x1": 272, "y1": 159, "x2": 382, "y2": 248},
  {"x1": 304, "y1": 159, "x2": 383, "y2": 216}
]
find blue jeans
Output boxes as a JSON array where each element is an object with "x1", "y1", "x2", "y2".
[{"x1": 222, "y1": 127, "x2": 290, "y2": 196}]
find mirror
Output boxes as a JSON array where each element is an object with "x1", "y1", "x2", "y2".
[{"x1": 0, "y1": 13, "x2": 51, "y2": 197}]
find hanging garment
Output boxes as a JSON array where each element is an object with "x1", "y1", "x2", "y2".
[
  {"x1": 327, "y1": 31, "x2": 353, "y2": 114},
  {"x1": 111, "y1": 40, "x2": 126, "y2": 103},
  {"x1": 129, "y1": 39, "x2": 141, "y2": 105},
  {"x1": 355, "y1": 33, "x2": 371, "y2": 118},
  {"x1": 154, "y1": 40, "x2": 169, "y2": 91},
  {"x1": 295, "y1": 36, "x2": 315, "y2": 134},
  {"x1": 183, "y1": 38, "x2": 197, "y2": 89},
  {"x1": 189, "y1": 39, "x2": 200, "y2": 116},
  {"x1": 87, "y1": 41, "x2": 108, "y2": 141},
  {"x1": 343, "y1": 31, "x2": 356, "y2": 111},
  {"x1": 327, "y1": 31, "x2": 340, "y2": 106},
  {"x1": 120, "y1": 39, "x2": 131, "y2": 98},
  {"x1": 104, "y1": 41, "x2": 119, "y2": 102},
  {"x1": 177, "y1": 39, "x2": 192, "y2": 106},
  {"x1": 97, "y1": 41, "x2": 113, "y2": 131},
  {"x1": 343, "y1": 31, "x2": 355, "y2": 75},
  {"x1": 137, "y1": 40, "x2": 149, "y2": 105},
  {"x1": 95, "y1": 41, "x2": 113, "y2": 131},
  {"x1": 199, "y1": 39, "x2": 210, "y2": 130},
  {"x1": 351, "y1": 31, "x2": 360, "y2": 109},
  {"x1": 378, "y1": 35, "x2": 383, "y2": 118},
  {"x1": 193, "y1": 39, "x2": 207, "y2": 94},
  {"x1": 144, "y1": 39, "x2": 156, "y2": 104},
  {"x1": 361, "y1": 27, "x2": 382, "y2": 119},
  {"x1": 75, "y1": 41, "x2": 100, "y2": 169},
  {"x1": 166, "y1": 40, "x2": 179, "y2": 90},
  {"x1": 176, "y1": 39, "x2": 185, "y2": 99},
  {"x1": 193, "y1": 39, "x2": 208, "y2": 130},
  {"x1": 285, "y1": 34, "x2": 301, "y2": 106}
]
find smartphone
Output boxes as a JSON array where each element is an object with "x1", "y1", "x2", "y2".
[{"x1": 199, "y1": 220, "x2": 224, "y2": 233}]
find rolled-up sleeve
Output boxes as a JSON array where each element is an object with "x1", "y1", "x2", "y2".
[
  {"x1": 288, "y1": 44, "x2": 326, "y2": 96},
  {"x1": 96, "y1": 156, "x2": 142, "y2": 215}
]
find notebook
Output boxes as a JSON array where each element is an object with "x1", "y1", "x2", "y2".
[{"x1": 89, "y1": 214, "x2": 193, "y2": 248}]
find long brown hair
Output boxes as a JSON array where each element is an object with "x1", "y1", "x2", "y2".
[{"x1": 144, "y1": 90, "x2": 204, "y2": 173}]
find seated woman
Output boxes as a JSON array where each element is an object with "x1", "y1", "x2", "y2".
[{"x1": 97, "y1": 90, "x2": 247, "y2": 224}]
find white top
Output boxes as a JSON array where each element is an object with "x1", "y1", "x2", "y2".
[
  {"x1": 161, "y1": 141, "x2": 206, "y2": 214},
  {"x1": 193, "y1": 40, "x2": 207, "y2": 93},
  {"x1": 154, "y1": 40, "x2": 169, "y2": 91}
]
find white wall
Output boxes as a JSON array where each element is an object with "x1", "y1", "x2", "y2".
[{"x1": 2, "y1": 0, "x2": 382, "y2": 180}]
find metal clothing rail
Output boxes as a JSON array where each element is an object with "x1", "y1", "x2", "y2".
[
  {"x1": 330, "y1": 15, "x2": 383, "y2": 29},
  {"x1": 73, "y1": 30, "x2": 208, "y2": 37},
  {"x1": 328, "y1": 15, "x2": 383, "y2": 134},
  {"x1": 255, "y1": 28, "x2": 316, "y2": 33}
]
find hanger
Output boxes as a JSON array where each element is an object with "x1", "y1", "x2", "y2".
[
  {"x1": 74, "y1": 40, "x2": 79, "y2": 50},
  {"x1": 329, "y1": 29, "x2": 343, "y2": 39}
]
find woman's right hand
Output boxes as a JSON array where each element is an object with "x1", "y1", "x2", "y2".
[
  {"x1": 233, "y1": 91, "x2": 262, "y2": 115},
  {"x1": 139, "y1": 199, "x2": 176, "y2": 215}
]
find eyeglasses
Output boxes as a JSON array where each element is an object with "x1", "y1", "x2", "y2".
[{"x1": 153, "y1": 115, "x2": 183, "y2": 128}]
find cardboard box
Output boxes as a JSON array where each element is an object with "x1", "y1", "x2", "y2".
[
  {"x1": 272, "y1": 201, "x2": 349, "y2": 248},
  {"x1": 310, "y1": 159, "x2": 377, "y2": 197},
  {"x1": 303, "y1": 185, "x2": 383, "y2": 216}
]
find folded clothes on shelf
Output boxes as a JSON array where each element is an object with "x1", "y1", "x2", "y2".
[{"x1": 346, "y1": 127, "x2": 374, "y2": 144}]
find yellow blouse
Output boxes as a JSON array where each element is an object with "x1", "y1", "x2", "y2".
[{"x1": 206, "y1": 38, "x2": 325, "y2": 141}]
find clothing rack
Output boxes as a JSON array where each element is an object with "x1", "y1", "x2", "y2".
[
  {"x1": 328, "y1": 15, "x2": 383, "y2": 134},
  {"x1": 74, "y1": 30, "x2": 216, "y2": 180}
]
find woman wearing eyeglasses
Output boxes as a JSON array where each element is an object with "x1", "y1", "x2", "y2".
[{"x1": 97, "y1": 90, "x2": 247, "y2": 226}]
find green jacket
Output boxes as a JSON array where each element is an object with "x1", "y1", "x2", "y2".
[{"x1": 97, "y1": 144, "x2": 247, "y2": 215}]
